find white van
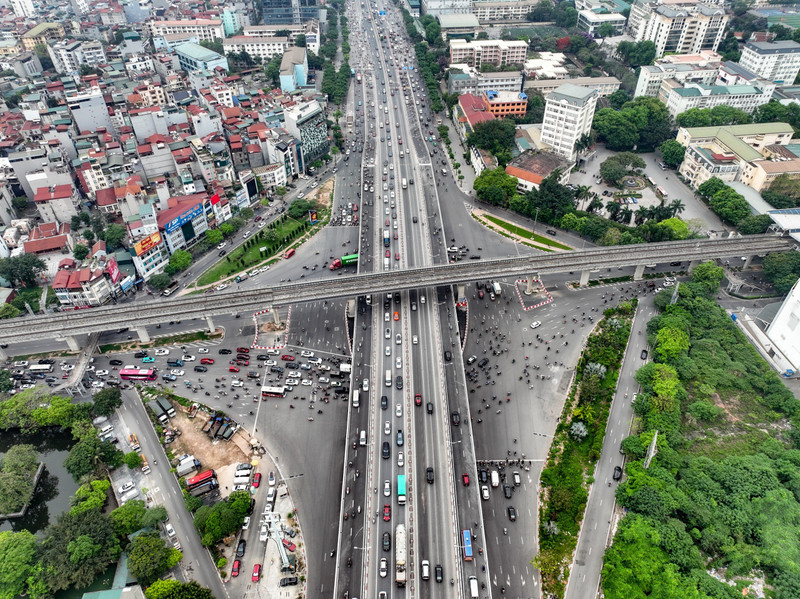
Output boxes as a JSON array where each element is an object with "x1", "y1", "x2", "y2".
[
  {"x1": 165, "y1": 523, "x2": 176, "y2": 538},
  {"x1": 359, "y1": 430, "x2": 366, "y2": 446},
  {"x1": 99, "y1": 424, "x2": 114, "y2": 436},
  {"x1": 469, "y1": 576, "x2": 479, "y2": 598},
  {"x1": 491, "y1": 470, "x2": 500, "y2": 488},
  {"x1": 352, "y1": 390, "x2": 360, "y2": 408},
  {"x1": 421, "y1": 559, "x2": 430, "y2": 580},
  {"x1": 385, "y1": 369, "x2": 392, "y2": 387}
]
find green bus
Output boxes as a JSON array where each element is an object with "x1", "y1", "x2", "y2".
[{"x1": 397, "y1": 474, "x2": 406, "y2": 505}]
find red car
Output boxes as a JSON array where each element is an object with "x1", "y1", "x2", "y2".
[
  {"x1": 393, "y1": 311, "x2": 399, "y2": 321},
  {"x1": 236, "y1": 360, "x2": 249, "y2": 366},
  {"x1": 252, "y1": 564, "x2": 261, "y2": 582},
  {"x1": 385, "y1": 219, "x2": 390, "y2": 226},
  {"x1": 282, "y1": 539, "x2": 296, "y2": 552},
  {"x1": 236, "y1": 347, "x2": 250, "y2": 353},
  {"x1": 415, "y1": 393, "x2": 422, "y2": 406},
  {"x1": 281, "y1": 355, "x2": 295, "y2": 361},
  {"x1": 254, "y1": 215, "x2": 262, "y2": 222},
  {"x1": 231, "y1": 560, "x2": 240, "y2": 577},
  {"x1": 393, "y1": 232, "x2": 398, "y2": 240},
  {"x1": 200, "y1": 358, "x2": 214, "y2": 365},
  {"x1": 229, "y1": 366, "x2": 240, "y2": 372},
  {"x1": 395, "y1": 252, "x2": 400, "y2": 261},
  {"x1": 383, "y1": 504, "x2": 391, "y2": 522},
  {"x1": 353, "y1": 204, "x2": 358, "y2": 212},
  {"x1": 253, "y1": 473, "x2": 261, "y2": 488},
  {"x1": 385, "y1": 250, "x2": 390, "y2": 258},
  {"x1": 462, "y1": 473, "x2": 470, "y2": 486}
]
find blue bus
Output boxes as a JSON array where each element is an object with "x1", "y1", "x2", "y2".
[
  {"x1": 462, "y1": 529, "x2": 473, "y2": 561},
  {"x1": 397, "y1": 475, "x2": 406, "y2": 505}
]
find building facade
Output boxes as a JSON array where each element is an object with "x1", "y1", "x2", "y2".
[
  {"x1": 540, "y1": 83, "x2": 598, "y2": 162},
  {"x1": 449, "y1": 39, "x2": 528, "y2": 67},
  {"x1": 421, "y1": 0, "x2": 470, "y2": 16},
  {"x1": 448, "y1": 65, "x2": 523, "y2": 95},
  {"x1": 470, "y1": 0, "x2": 538, "y2": 22},
  {"x1": 577, "y1": 10, "x2": 627, "y2": 36},
  {"x1": 223, "y1": 36, "x2": 290, "y2": 62},
  {"x1": 634, "y1": 51, "x2": 722, "y2": 97},
  {"x1": 261, "y1": 0, "x2": 319, "y2": 25},
  {"x1": 175, "y1": 43, "x2": 229, "y2": 73},
  {"x1": 739, "y1": 40, "x2": 800, "y2": 85},
  {"x1": 525, "y1": 75, "x2": 620, "y2": 97},
  {"x1": 283, "y1": 100, "x2": 330, "y2": 169},
  {"x1": 628, "y1": 0, "x2": 728, "y2": 58},
  {"x1": 149, "y1": 19, "x2": 224, "y2": 42}
]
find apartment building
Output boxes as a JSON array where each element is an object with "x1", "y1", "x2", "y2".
[
  {"x1": 21, "y1": 23, "x2": 65, "y2": 51},
  {"x1": 483, "y1": 90, "x2": 528, "y2": 117},
  {"x1": 447, "y1": 64, "x2": 523, "y2": 95},
  {"x1": 53, "y1": 267, "x2": 114, "y2": 308},
  {"x1": 577, "y1": 10, "x2": 627, "y2": 36},
  {"x1": 739, "y1": 40, "x2": 800, "y2": 84},
  {"x1": 659, "y1": 78, "x2": 775, "y2": 119},
  {"x1": 449, "y1": 39, "x2": 528, "y2": 68},
  {"x1": 280, "y1": 47, "x2": 308, "y2": 92},
  {"x1": 628, "y1": 0, "x2": 728, "y2": 58},
  {"x1": 470, "y1": 0, "x2": 538, "y2": 22},
  {"x1": 223, "y1": 36, "x2": 290, "y2": 62},
  {"x1": 10, "y1": 0, "x2": 35, "y2": 19},
  {"x1": 149, "y1": 19, "x2": 224, "y2": 43},
  {"x1": 48, "y1": 40, "x2": 107, "y2": 74},
  {"x1": 261, "y1": 0, "x2": 320, "y2": 25},
  {"x1": 283, "y1": 100, "x2": 330, "y2": 168},
  {"x1": 175, "y1": 43, "x2": 229, "y2": 73},
  {"x1": 634, "y1": 50, "x2": 722, "y2": 97},
  {"x1": 421, "y1": 0, "x2": 470, "y2": 16},
  {"x1": 33, "y1": 184, "x2": 80, "y2": 223},
  {"x1": 241, "y1": 21, "x2": 320, "y2": 53},
  {"x1": 525, "y1": 76, "x2": 621, "y2": 97},
  {"x1": 540, "y1": 83, "x2": 598, "y2": 162}
]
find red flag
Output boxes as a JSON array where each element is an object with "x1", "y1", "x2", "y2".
[{"x1": 210, "y1": 193, "x2": 220, "y2": 205}]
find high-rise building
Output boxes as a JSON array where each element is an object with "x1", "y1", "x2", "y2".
[
  {"x1": 634, "y1": 51, "x2": 722, "y2": 97},
  {"x1": 283, "y1": 100, "x2": 330, "y2": 169},
  {"x1": 10, "y1": 0, "x2": 35, "y2": 19},
  {"x1": 261, "y1": 0, "x2": 318, "y2": 25},
  {"x1": 628, "y1": 0, "x2": 728, "y2": 58},
  {"x1": 739, "y1": 40, "x2": 800, "y2": 85},
  {"x1": 540, "y1": 83, "x2": 597, "y2": 162}
]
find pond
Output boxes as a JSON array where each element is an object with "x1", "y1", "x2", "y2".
[{"x1": 0, "y1": 428, "x2": 79, "y2": 535}]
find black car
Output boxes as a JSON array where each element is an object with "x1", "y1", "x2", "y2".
[
  {"x1": 394, "y1": 292, "x2": 400, "y2": 304},
  {"x1": 435, "y1": 564, "x2": 443, "y2": 583},
  {"x1": 478, "y1": 358, "x2": 489, "y2": 368},
  {"x1": 134, "y1": 351, "x2": 148, "y2": 358},
  {"x1": 270, "y1": 366, "x2": 284, "y2": 374},
  {"x1": 508, "y1": 506, "x2": 517, "y2": 521},
  {"x1": 479, "y1": 469, "x2": 488, "y2": 484},
  {"x1": 451, "y1": 411, "x2": 460, "y2": 426},
  {"x1": 426, "y1": 402, "x2": 433, "y2": 414},
  {"x1": 641, "y1": 350, "x2": 648, "y2": 360},
  {"x1": 613, "y1": 466, "x2": 623, "y2": 481},
  {"x1": 38, "y1": 359, "x2": 55, "y2": 364},
  {"x1": 546, "y1": 229, "x2": 557, "y2": 235},
  {"x1": 256, "y1": 354, "x2": 270, "y2": 360},
  {"x1": 381, "y1": 395, "x2": 388, "y2": 410},
  {"x1": 279, "y1": 577, "x2": 299, "y2": 587},
  {"x1": 109, "y1": 359, "x2": 123, "y2": 366},
  {"x1": 162, "y1": 374, "x2": 177, "y2": 382},
  {"x1": 426, "y1": 467, "x2": 434, "y2": 484},
  {"x1": 396, "y1": 430, "x2": 403, "y2": 446},
  {"x1": 382, "y1": 442, "x2": 390, "y2": 459},
  {"x1": 236, "y1": 540, "x2": 246, "y2": 557},
  {"x1": 193, "y1": 365, "x2": 208, "y2": 372},
  {"x1": 444, "y1": 351, "x2": 452, "y2": 362},
  {"x1": 383, "y1": 532, "x2": 391, "y2": 551},
  {"x1": 219, "y1": 349, "x2": 232, "y2": 355},
  {"x1": 218, "y1": 250, "x2": 226, "y2": 257},
  {"x1": 396, "y1": 376, "x2": 403, "y2": 390},
  {"x1": 503, "y1": 484, "x2": 512, "y2": 499},
  {"x1": 286, "y1": 363, "x2": 299, "y2": 370}
]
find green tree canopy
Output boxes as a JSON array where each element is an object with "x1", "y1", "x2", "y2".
[
  {"x1": 144, "y1": 580, "x2": 215, "y2": 599},
  {"x1": 0, "y1": 530, "x2": 37, "y2": 599},
  {"x1": 70, "y1": 479, "x2": 110, "y2": 515},
  {"x1": 473, "y1": 167, "x2": 518, "y2": 205},
  {"x1": 466, "y1": 119, "x2": 517, "y2": 160},
  {"x1": 128, "y1": 533, "x2": 177, "y2": 586},
  {"x1": 148, "y1": 274, "x2": 172, "y2": 291},
  {"x1": 73, "y1": 244, "x2": 89, "y2": 261},
  {"x1": 658, "y1": 140, "x2": 685, "y2": 168},
  {"x1": 92, "y1": 387, "x2": 122, "y2": 417},
  {"x1": 690, "y1": 261, "x2": 725, "y2": 295},
  {"x1": 0, "y1": 254, "x2": 46, "y2": 287},
  {"x1": 110, "y1": 499, "x2": 147, "y2": 536},
  {"x1": 103, "y1": 224, "x2": 127, "y2": 249}
]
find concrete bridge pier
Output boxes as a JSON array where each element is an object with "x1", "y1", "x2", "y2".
[
  {"x1": 633, "y1": 264, "x2": 645, "y2": 281},
  {"x1": 59, "y1": 336, "x2": 81, "y2": 352},
  {"x1": 347, "y1": 299, "x2": 356, "y2": 315},
  {"x1": 205, "y1": 315, "x2": 215, "y2": 333},
  {"x1": 688, "y1": 260, "x2": 700, "y2": 272},
  {"x1": 579, "y1": 270, "x2": 591, "y2": 287},
  {"x1": 136, "y1": 327, "x2": 151, "y2": 343},
  {"x1": 525, "y1": 275, "x2": 539, "y2": 295},
  {"x1": 0, "y1": 346, "x2": 9, "y2": 361},
  {"x1": 272, "y1": 308, "x2": 280, "y2": 325},
  {"x1": 742, "y1": 255, "x2": 753, "y2": 270}
]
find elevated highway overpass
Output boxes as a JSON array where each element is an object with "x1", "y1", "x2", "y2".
[{"x1": 4, "y1": 234, "x2": 792, "y2": 347}]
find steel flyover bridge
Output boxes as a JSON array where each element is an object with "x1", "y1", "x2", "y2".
[{"x1": 4, "y1": 234, "x2": 792, "y2": 344}]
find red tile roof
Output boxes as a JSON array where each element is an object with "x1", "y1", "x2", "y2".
[
  {"x1": 33, "y1": 184, "x2": 73, "y2": 202},
  {"x1": 96, "y1": 187, "x2": 117, "y2": 206}
]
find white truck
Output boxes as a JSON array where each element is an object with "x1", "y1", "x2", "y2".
[
  {"x1": 492, "y1": 281, "x2": 502, "y2": 296},
  {"x1": 395, "y1": 524, "x2": 406, "y2": 587}
]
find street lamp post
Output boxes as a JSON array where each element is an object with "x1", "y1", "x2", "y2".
[{"x1": 532, "y1": 207, "x2": 540, "y2": 237}]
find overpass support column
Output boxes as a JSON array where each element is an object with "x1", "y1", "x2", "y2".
[
  {"x1": 633, "y1": 264, "x2": 645, "y2": 281},
  {"x1": 525, "y1": 275, "x2": 539, "y2": 295},
  {"x1": 579, "y1": 270, "x2": 591, "y2": 287},
  {"x1": 347, "y1": 299, "x2": 356, "y2": 316},
  {"x1": 272, "y1": 308, "x2": 280, "y2": 325},
  {"x1": 0, "y1": 347, "x2": 6, "y2": 362},
  {"x1": 205, "y1": 315, "x2": 215, "y2": 333},
  {"x1": 63, "y1": 336, "x2": 80, "y2": 352},
  {"x1": 742, "y1": 255, "x2": 753, "y2": 270},
  {"x1": 688, "y1": 260, "x2": 700, "y2": 273},
  {"x1": 136, "y1": 327, "x2": 151, "y2": 343}
]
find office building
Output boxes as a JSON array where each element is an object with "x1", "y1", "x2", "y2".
[
  {"x1": 483, "y1": 90, "x2": 528, "y2": 117},
  {"x1": 49, "y1": 40, "x2": 107, "y2": 74},
  {"x1": 577, "y1": 10, "x2": 627, "y2": 36},
  {"x1": 149, "y1": 19, "x2": 224, "y2": 42},
  {"x1": 634, "y1": 50, "x2": 722, "y2": 97},
  {"x1": 525, "y1": 75, "x2": 621, "y2": 97},
  {"x1": 739, "y1": 40, "x2": 800, "y2": 85},
  {"x1": 628, "y1": 0, "x2": 728, "y2": 58},
  {"x1": 175, "y1": 43, "x2": 229, "y2": 73},
  {"x1": 223, "y1": 36, "x2": 290, "y2": 62},
  {"x1": 67, "y1": 88, "x2": 114, "y2": 134},
  {"x1": 21, "y1": 23, "x2": 65, "y2": 51},
  {"x1": 447, "y1": 64, "x2": 523, "y2": 95},
  {"x1": 10, "y1": 0, "x2": 35, "y2": 19},
  {"x1": 242, "y1": 22, "x2": 320, "y2": 53},
  {"x1": 765, "y1": 279, "x2": 800, "y2": 376},
  {"x1": 470, "y1": 0, "x2": 538, "y2": 22},
  {"x1": 283, "y1": 100, "x2": 330, "y2": 168},
  {"x1": 449, "y1": 39, "x2": 528, "y2": 68},
  {"x1": 540, "y1": 83, "x2": 598, "y2": 162},
  {"x1": 261, "y1": 0, "x2": 319, "y2": 25},
  {"x1": 279, "y1": 47, "x2": 308, "y2": 92},
  {"x1": 421, "y1": 0, "x2": 470, "y2": 16},
  {"x1": 659, "y1": 78, "x2": 774, "y2": 120}
]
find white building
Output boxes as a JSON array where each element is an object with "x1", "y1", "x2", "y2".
[
  {"x1": 149, "y1": 19, "x2": 225, "y2": 43},
  {"x1": 470, "y1": 0, "x2": 538, "y2": 22},
  {"x1": 10, "y1": 0, "x2": 35, "y2": 19},
  {"x1": 577, "y1": 10, "x2": 627, "y2": 36},
  {"x1": 659, "y1": 78, "x2": 775, "y2": 120},
  {"x1": 49, "y1": 40, "x2": 107, "y2": 74},
  {"x1": 628, "y1": 0, "x2": 728, "y2": 58},
  {"x1": 223, "y1": 36, "x2": 290, "y2": 62},
  {"x1": 541, "y1": 83, "x2": 597, "y2": 162},
  {"x1": 422, "y1": 0, "x2": 470, "y2": 16},
  {"x1": 634, "y1": 51, "x2": 722, "y2": 97},
  {"x1": 766, "y1": 278, "x2": 800, "y2": 376},
  {"x1": 449, "y1": 39, "x2": 528, "y2": 68},
  {"x1": 447, "y1": 63, "x2": 523, "y2": 95},
  {"x1": 739, "y1": 40, "x2": 800, "y2": 85}
]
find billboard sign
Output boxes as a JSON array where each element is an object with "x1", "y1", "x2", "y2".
[
  {"x1": 165, "y1": 202, "x2": 204, "y2": 233},
  {"x1": 106, "y1": 257, "x2": 121, "y2": 284},
  {"x1": 120, "y1": 276, "x2": 134, "y2": 292},
  {"x1": 133, "y1": 231, "x2": 162, "y2": 256}
]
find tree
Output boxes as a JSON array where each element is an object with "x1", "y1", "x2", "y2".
[
  {"x1": 166, "y1": 249, "x2": 192, "y2": 275},
  {"x1": 70, "y1": 479, "x2": 110, "y2": 515},
  {"x1": 64, "y1": 437, "x2": 122, "y2": 481},
  {"x1": 0, "y1": 254, "x2": 46, "y2": 287},
  {"x1": 616, "y1": 40, "x2": 656, "y2": 67},
  {"x1": 608, "y1": 90, "x2": 630, "y2": 110},
  {"x1": 597, "y1": 22, "x2": 617, "y2": 38},
  {"x1": 239, "y1": 207, "x2": 254, "y2": 220},
  {"x1": 198, "y1": 38, "x2": 223, "y2": 55},
  {"x1": 128, "y1": 533, "x2": 175, "y2": 585},
  {"x1": 467, "y1": 119, "x2": 517, "y2": 158},
  {"x1": 0, "y1": 305, "x2": 20, "y2": 320},
  {"x1": 73, "y1": 244, "x2": 89, "y2": 261},
  {"x1": 148, "y1": 274, "x2": 172, "y2": 291},
  {"x1": 103, "y1": 224, "x2": 127, "y2": 249},
  {"x1": 92, "y1": 387, "x2": 122, "y2": 417},
  {"x1": 0, "y1": 370, "x2": 13, "y2": 391},
  {"x1": 110, "y1": 499, "x2": 147, "y2": 536},
  {"x1": 739, "y1": 214, "x2": 774, "y2": 235},
  {"x1": 123, "y1": 451, "x2": 143, "y2": 470},
  {"x1": 656, "y1": 327, "x2": 690, "y2": 361},
  {"x1": 659, "y1": 140, "x2": 685, "y2": 168},
  {"x1": 696, "y1": 177, "x2": 728, "y2": 202},
  {"x1": 593, "y1": 108, "x2": 639, "y2": 151},
  {"x1": 295, "y1": 34, "x2": 306, "y2": 47},
  {"x1": 140, "y1": 506, "x2": 168, "y2": 530},
  {"x1": 205, "y1": 229, "x2": 223, "y2": 246},
  {"x1": 145, "y1": 580, "x2": 215, "y2": 599},
  {"x1": 767, "y1": 173, "x2": 800, "y2": 199},
  {"x1": 709, "y1": 187, "x2": 750, "y2": 225},
  {"x1": 658, "y1": 217, "x2": 688, "y2": 239},
  {"x1": 11, "y1": 197, "x2": 27, "y2": 216},
  {"x1": 473, "y1": 167, "x2": 518, "y2": 205},
  {"x1": 82, "y1": 229, "x2": 95, "y2": 244},
  {"x1": 599, "y1": 152, "x2": 646, "y2": 185},
  {"x1": 424, "y1": 21, "x2": 441, "y2": 45},
  {"x1": 691, "y1": 261, "x2": 725, "y2": 294},
  {"x1": 0, "y1": 530, "x2": 37, "y2": 599}
]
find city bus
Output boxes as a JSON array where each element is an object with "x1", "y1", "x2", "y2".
[
  {"x1": 186, "y1": 469, "x2": 216, "y2": 488},
  {"x1": 28, "y1": 364, "x2": 53, "y2": 374},
  {"x1": 397, "y1": 474, "x2": 406, "y2": 505},
  {"x1": 656, "y1": 186, "x2": 668, "y2": 199},
  {"x1": 261, "y1": 385, "x2": 286, "y2": 399},
  {"x1": 119, "y1": 369, "x2": 157, "y2": 381},
  {"x1": 462, "y1": 529, "x2": 473, "y2": 561}
]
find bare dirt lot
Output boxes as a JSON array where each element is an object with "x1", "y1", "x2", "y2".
[{"x1": 168, "y1": 408, "x2": 248, "y2": 473}]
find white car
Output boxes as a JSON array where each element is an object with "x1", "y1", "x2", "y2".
[
  {"x1": 61, "y1": 364, "x2": 75, "y2": 371},
  {"x1": 217, "y1": 242, "x2": 227, "y2": 250},
  {"x1": 384, "y1": 420, "x2": 391, "y2": 435},
  {"x1": 233, "y1": 484, "x2": 249, "y2": 492},
  {"x1": 481, "y1": 485, "x2": 490, "y2": 500},
  {"x1": 384, "y1": 312, "x2": 390, "y2": 322},
  {"x1": 95, "y1": 369, "x2": 109, "y2": 377},
  {"x1": 92, "y1": 381, "x2": 105, "y2": 388},
  {"x1": 412, "y1": 335, "x2": 418, "y2": 345},
  {"x1": 362, "y1": 378, "x2": 369, "y2": 392},
  {"x1": 397, "y1": 451, "x2": 404, "y2": 468},
  {"x1": 300, "y1": 350, "x2": 314, "y2": 358},
  {"x1": 319, "y1": 376, "x2": 330, "y2": 384},
  {"x1": 86, "y1": 365, "x2": 95, "y2": 372},
  {"x1": 380, "y1": 557, "x2": 388, "y2": 578},
  {"x1": 301, "y1": 379, "x2": 313, "y2": 386},
  {"x1": 395, "y1": 333, "x2": 401, "y2": 345},
  {"x1": 266, "y1": 360, "x2": 277, "y2": 366},
  {"x1": 243, "y1": 516, "x2": 251, "y2": 530},
  {"x1": 183, "y1": 355, "x2": 196, "y2": 362},
  {"x1": 384, "y1": 480, "x2": 391, "y2": 496},
  {"x1": 215, "y1": 284, "x2": 228, "y2": 291},
  {"x1": 287, "y1": 378, "x2": 300, "y2": 386},
  {"x1": 155, "y1": 349, "x2": 169, "y2": 356},
  {"x1": 395, "y1": 404, "x2": 402, "y2": 417},
  {"x1": 232, "y1": 381, "x2": 244, "y2": 387},
  {"x1": 170, "y1": 369, "x2": 184, "y2": 376},
  {"x1": 395, "y1": 357, "x2": 402, "y2": 369},
  {"x1": 198, "y1": 348, "x2": 209, "y2": 354},
  {"x1": 319, "y1": 364, "x2": 331, "y2": 371},
  {"x1": 385, "y1": 346, "x2": 391, "y2": 356},
  {"x1": 118, "y1": 481, "x2": 135, "y2": 494},
  {"x1": 531, "y1": 321, "x2": 541, "y2": 329}
]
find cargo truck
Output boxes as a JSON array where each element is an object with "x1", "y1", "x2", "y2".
[
  {"x1": 201, "y1": 418, "x2": 214, "y2": 433},
  {"x1": 329, "y1": 254, "x2": 359, "y2": 270},
  {"x1": 222, "y1": 425, "x2": 236, "y2": 440},
  {"x1": 395, "y1": 524, "x2": 407, "y2": 587},
  {"x1": 156, "y1": 397, "x2": 176, "y2": 418},
  {"x1": 189, "y1": 479, "x2": 219, "y2": 497},
  {"x1": 188, "y1": 403, "x2": 199, "y2": 418},
  {"x1": 208, "y1": 418, "x2": 223, "y2": 437},
  {"x1": 340, "y1": 363, "x2": 352, "y2": 374},
  {"x1": 492, "y1": 281, "x2": 501, "y2": 296},
  {"x1": 176, "y1": 459, "x2": 201, "y2": 477},
  {"x1": 216, "y1": 422, "x2": 230, "y2": 438},
  {"x1": 140, "y1": 454, "x2": 151, "y2": 474},
  {"x1": 147, "y1": 400, "x2": 169, "y2": 425},
  {"x1": 128, "y1": 433, "x2": 140, "y2": 451},
  {"x1": 233, "y1": 474, "x2": 252, "y2": 486}
]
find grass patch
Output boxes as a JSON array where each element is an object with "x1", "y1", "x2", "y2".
[
  {"x1": 483, "y1": 214, "x2": 572, "y2": 250},
  {"x1": 98, "y1": 330, "x2": 222, "y2": 354},
  {"x1": 471, "y1": 214, "x2": 554, "y2": 252}
]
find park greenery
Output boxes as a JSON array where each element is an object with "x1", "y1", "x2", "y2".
[
  {"x1": 535, "y1": 302, "x2": 634, "y2": 598},
  {"x1": 762, "y1": 251, "x2": 800, "y2": 295},
  {"x1": 0, "y1": 444, "x2": 39, "y2": 515},
  {"x1": 600, "y1": 263, "x2": 800, "y2": 599},
  {"x1": 592, "y1": 96, "x2": 673, "y2": 152}
]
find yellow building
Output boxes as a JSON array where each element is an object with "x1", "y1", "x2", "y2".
[{"x1": 21, "y1": 23, "x2": 65, "y2": 51}]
